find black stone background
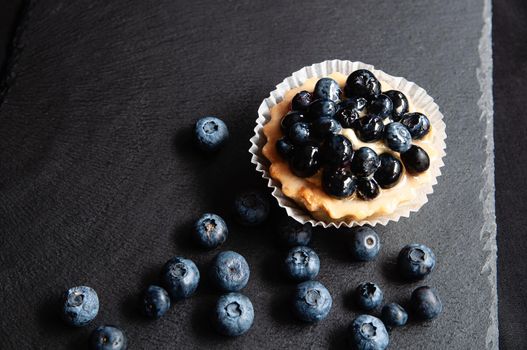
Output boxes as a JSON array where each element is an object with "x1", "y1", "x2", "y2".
[{"x1": 0, "y1": 0, "x2": 524, "y2": 349}]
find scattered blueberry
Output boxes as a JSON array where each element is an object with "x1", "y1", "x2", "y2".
[
  {"x1": 278, "y1": 217, "x2": 312, "y2": 247},
  {"x1": 350, "y1": 147, "x2": 381, "y2": 177},
  {"x1": 322, "y1": 166, "x2": 357, "y2": 198},
  {"x1": 345, "y1": 69, "x2": 381, "y2": 99},
  {"x1": 289, "y1": 144, "x2": 321, "y2": 178},
  {"x1": 233, "y1": 190, "x2": 270, "y2": 226},
  {"x1": 291, "y1": 91, "x2": 313, "y2": 112},
  {"x1": 211, "y1": 251, "x2": 250, "y2": 292},
  {"x1": 321, "y1": 134, "x2": 353, "y2": 166},
  {"x1": 381, "y1": 303, "x2": 408, "y2": 328},
  {"x1": 397, "y1": 243, "x2": 436, "y2": 280},
  {"x1": 368, "y1": 94, "x2": 393, "y2": 119},
  {"x1": 411, "y1": 286, "x2": 443, "y2": 320},
  {"x1": 348, "y1": 314, "x2": 389, "y2": 350},
  {"x1": 355, "y1": 282, "x2": 383, "y2": 311},
  {"x1": 308, "y1": 98, "x2": 337, "y2": 120},
  {"x1": 90, "y1": 325, "x2": 127, "y2": 350},
  {"x1": 194, "y1": 116, "x2": 229, "y2": 152},
  {"x1": 384, "y1": 90, "x2": 409, "y2": 121},
  {"x1": 357, "y1": 178, "x2": 381, "y2": 200},
  {"x1": 62, "y1": 286, "x2": 99, "y2": 327},
  {"x1": 400, "y1": 112, "x2": 431, "y2": 139},
  {"x1": 161, "y1": 257, "x2": 200, "y2": 300},
  {"x1": 374, "y1": 153, "x2": 403, "y2": 189},
  {"x1": 400, "y1": 145, "x2": 430, "y2": 174},
  {"x1": 283, "y1": 246, "x2": 320, "y2": 281},
  {"x1": 214, "y1": 292, "x2": 254, "y2": 336},
  {"x1": 281, "y1": 111, "x2": 305, "y2": 132},
  {"x1": 141, "y1": 285, "x2": 171, "y2": 319},
  {"x1": 311, "y1": 117, "x2": 342, "y2": 138},
  {"x1": 288, "y1": 122, "x2": 311, "y2": 145},
  {"x1": 276, "y1": 137, "x2": 294, "y2": 159},
  {"x1": 349, "y1": 226, "x2": 380, "y2": 261},
  {"x1": 355, "y1": 115, "x2": 384, "y2": 142},
  {"x1": 194, "y1": 213, "x2": 228, "y2": 249},
  {"x1": 293, "y1": 281, "x2": 332, "y2": 322},
  {"x1": 383, "y1": 122, "x2": 412, "y2": 152},
  {"x1": 314, "y1": 77, "x2": 342, "y2": 102}
]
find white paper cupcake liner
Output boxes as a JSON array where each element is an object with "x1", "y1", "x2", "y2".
[{"x1": 249, "y1": 60, "x2": 447, "y2": 228}]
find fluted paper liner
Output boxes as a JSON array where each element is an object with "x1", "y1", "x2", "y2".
[{"x1": 249, "y1": 60, "x2": 447, "y2": 228}]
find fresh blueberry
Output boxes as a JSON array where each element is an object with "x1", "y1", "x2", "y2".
[
  {"x1": 322, "y1": 166, "x2": 357, "y2": 198},
  {"x1": 383, "y1": 122, "x2": 412, "y2": 152},
  {"x1": 278, "y1": 217, "x2": 312, "y2": 247},
  {"x1": 293, "y1": 281, "x2": 332, "y2": 322},
  {"x1": 276, "y1": 137, "x2": 294, "y2": 159},
  {"x1": 384, "y1": 90, "x2": 409, "y2": 121},
  {"x1": 214, "y1": 292, "x2": 254, "y2": 336},
  {"x1": 368, "y1": 94, "x2": 393, "y2": 119},
  {"x1": 355, "y1": 115, "x2": 384, "y2": 142},
  {"x1": 345, "y1": 69, "x2": 381, "y2": 99},
  {"x1": 348, "y1": 314, "x2": 389, "y2": 350},
  {"x1": 374, "y1": 153, "x2": 403, "y2": 189},
  {"x1": 336, "y1": 97, "x2": 367, "y2": 128},
  {"x1": 355, "y1": 282, "x2": 383, "y2": 311},
  {"x1": 233, "y1": 190, "x2": 270, "y2": 226},
  {"x1": 211, "y1": 251, "x2": 250, "y2": 292},
  {"x1": 357, "y1": 178, "x2": 381, "y2": 200},
  {"x1": 314, "y1": 77, "x2": 342, "y2": 102},
  {"x1": 410, "y1": 286, "x2": 443, "y2": 320},
  {"x1": 308, "y1": 98, "x2": 337, "y2": 120},
  {"x1": 90, "y1": 325, "x2": 127, "y2": 350},
  {"x1": 288, "y1": 122, "x2": 311, "y2": 145},
  {"x1": 400, "y1": 145, "x2": 430, "y2": 174},
  {"x1": 321, "y1": 134, "x2": 353, "y2": 166},
  {"x1": 289, "y1": 144, "x2": 321, "y2": 178},
  {"x1": 381, "y1": 303, "x2": 408, "y2": 328},
  {"x1": 194, "y1": 213, "x2": 228, "y2": 249},
  {"x1": 397, "y1": 243, "x2": 436, "y2": 280},
  {"x1": 311, "y1": 117, "x2": 342, "y2": 139},
  {"x1": 281, "y1": 111, "x2": 305, "y2": 132},
  {"x1": 62, "y1": 286, "x2": 99, "y2": 327},
  {"x1": 194, "y1": 116, "x2": 229, "y2": 152},
  {"x1": 141, "y1": 285, "x2": 171, "y2": 319},
  {"x1": 400, "y1": 112, "x2": 431, "y2": 139},
  {"x1": 339, "y1": 96, "x2": 368, "y2": 113},
  {"x1": 291, "y1": 90, "x2": 313, "y2": 112},
  {"x1": 350, "y1": 147, "x2": 381, "y2": 177},
  {"x1": 283, "y1": 246, "x2": 320, "y2": 281},
  {"x1": 349, "y1": 226, "x2": 380, "y2": 261},
  {"x1": 161, "y1": 257, "x2": 200, "y2": 300}
]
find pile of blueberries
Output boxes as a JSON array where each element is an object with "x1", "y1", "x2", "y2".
[{"x1": 276, "y1": 69, "x2": 432, "y2": 200}]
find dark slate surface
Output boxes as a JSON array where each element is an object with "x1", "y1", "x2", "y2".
[{"x1": 0, "y1": 1, "x2": 497, "y2": 349}]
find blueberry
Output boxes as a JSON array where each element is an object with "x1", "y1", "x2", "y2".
[
  {"x1": 384, "y1": 90, "x2": 409, "y2": 121},
  {"x1": 400, "y1": 145, "x2": 430, "y2": 174},
  {"x1": 293, "y1": 281, "x2": 332, "y2": 322},
  {"x1": 283, "y1": 246, "x2": 320, "y2": 281},
  {"x1": 383, "y1": 122, "x2": 412, "y2": 152},
  {"x1": 322, "y1": 166, "x2": 357, "y2": 198},
  {"x1": 211, "y1": 251, "x2": 250, "y2": 292},
  {"x1": 350, "y1": 147, "x2": 380, "y2": 177},
  {"x1": 194, "y1": 213, "x2": 228, "y2": 249},
  {"x1": 90, "y1": 325, "x2": 127, "y2": 350},
  {"x1": 348, "y1": 314, "x2": 389, "y2": 350},
  {"x1": 355, "y1": 115, "x2": 384, "y2": 142},
  {"x1": 312, "y1": 117, "x2": 342, "y2": 138},
  {"x1": 410, "y1": 286, "x2": 443, "y2": 320},
  {"x1": 374, "y1": 153, "x2": 403, "y2": 189},
  {"x1": 289, "y1": 144, "x2": 321, "y2": 178},
  {"x1": 276, "y1": 137, "x2": 294, "y2": 159},
  {"x1": 349, "y1": 226, "x2": 380, "y2": 261},
  {"x1": 291, "y1": 90, "x2": 313, "y2": 112},
  {"x1": 338, "y1": 96, "x2": 368, "y2": 113},
  {"x1": 214, "y1": 292, "x2": 254, "y2": 336},
  {"x1": 161, "y1": 257, "x2": 200, "y2": 300},
  {"x1": 336, "y1": 97, "x2": 368, "y2": 128},
  {"x1": 308, "y1": 99, "x2": 337, "y2": 120},
  {"x1": 281, "y1": 111, "x2": 305, "y2": 132},
  {"x1": 397, "y1": 243, "x2": 436, "y2": 280},
  {"x1": 321, "y1": 134, "x2": 353, "y2": 166},
  {"x1": 355, "y1": 282, "x2": 383, "y2": 311},
  {"x1": 141, "y1": 285, "x2": 171, "y2": 319},
  {"x1": 278, "y1": 217, "x2": 312, "y2": 247},
  {"x1": 194, "y1": 116, "x2": 229, "y2": 152},
  {"x1": 381, "y1": 303, "x2": 408, "y2": 328},
  {"x1": 288, "y1": 122, "x2": 311, "y2": 145},
  {"x1": 368, "y1": 94, "x2": 393, "y2": 119},
  {"x1": 345, "y1": 69, "x2": 381, "y2": 99},
  {"x1": 314, "y1": 77, "x2": 342, "y2": 102},
  {"x1": 400, "y1": 112, "x2": 431, "y2": 139},
  {"x1": 357, "y1": 178, "x2": 381, "y2": 200},
  {"x1": 233, "y1": 190, "x2": 270, "y2": 226},
  {"x1": 62, "y1": 286, "x2": 99, "y2": 327}
]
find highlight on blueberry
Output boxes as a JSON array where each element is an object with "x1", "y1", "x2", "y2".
[
  {"x1": 293, "y1": 280, "x2": 332, "y2": 322},
  {"x1": 281, "y1": 111, "x2": 305, "y2": 132},
  {"x1": 291, "y1": 90, "x2": 313, "y2": 112},
  {"x1": 283, "y1": 246, "x2": 320, "y2": 281},
  {"x1": 355, "y1": 114, "x2": 384, "y2": 142},
  {"x1": 314, "y1": 77, "x2": 342, "y2": 102},
  {"x1": 307, "y1": 98, "x2": 337, "y2": 120},
  {"x1": 214, "y1": 292, "x2": 254, "y2": 336},
  {"x1": 141, "y1": 285, "x2": 171, "y2": 319},
  {"x1": 400, "y1": 112, "x2": 431, "y2": 139},
  {"x1": 161, "y1": 256, "x2": 200, "y2": 300},
  {"x1": 194, "y1": 116, "x2": 229, "y2": 152},
  {"x1": 289, "y1": 144, "x2": 321, "y2": 178},
  {"x1": 345, "y1": 69, "x2": 381, "y2": 99},
  {"x1": 62, "y1": 286, "x2": 99, "y2": 327},
  {"x1": 383, "y1": 122, "x2": 412, "y2": 152},
  {"x1": 194, "y1": 213, "x2": 228, "y2": 249},
  {"x1": 322, "y1": 166, "x2": 357, "y2": 198},
  {"x1": 384, "y1": 90, "x2": 409, "y2": 121},
  {"x1": 321, "y1": 134, "x2": 353, "y2": 167},
  {"x1": 397, "y1": 243, "x2": 436, "y2": 280},
  {"x1": 368, "y1": 94, "x2": 393, "y2": 119},
  {"x1": 356, "y1": 177, "x2": 381, "y2": 201},
  {"x1": 350, "y1": 147, "x2": 381, "y2": 177},
  {"x1": 400, "y1": 145, "x2": 430, "y2": 174},
  {"x1": 374, "y1": 153, "x2": 403, "y2": 189}
]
